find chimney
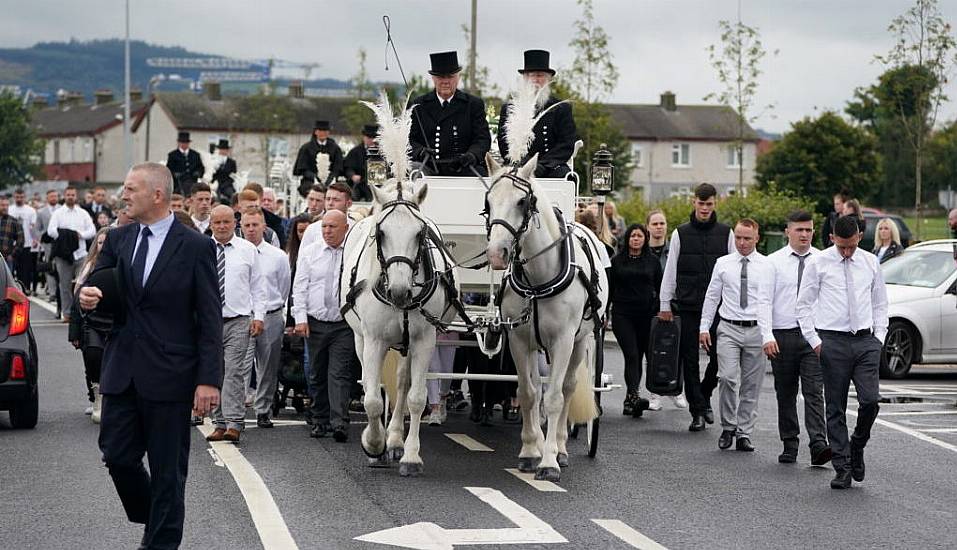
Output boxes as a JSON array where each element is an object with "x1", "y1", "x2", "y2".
[
  {"x1": 660, "y1": 91, "x2": 677, "y2": 112},
  {"x1": 205, "y1": 81, "x2": 222, "y2": 101},
  {"x1": 94, "y1": 89, "x2": 114, "y2": 105},
  {"x1": 31, "y1": 96, "x2": 49, "y2": 109},
  {"x1": 129, "y1": 88, "x2": 143, "y2": 101},
  {"x1": 59, "y1": 91, "x2": 84, "y2": 109},
  {"x1": 288, "y1": 80, "x2": 304, "y2": 98}
]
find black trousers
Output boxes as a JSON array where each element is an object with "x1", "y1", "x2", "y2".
[
  {"x1": 14, "y1": 250, "x2": 36, "y2": 292},
  {"x1": 306, "y1": 319, "x2": 357, "y2": 429},
  {"x1": 612, "y1": 310, "x2": 652, "y2": 395},
  {"x1": 676, "y1": 309, "x2": 719, "y2": 416},
  {"x1": 98, "y1": 385, "x2": 192, "y2": 550},
  {"x1": 820, "y1": 332, "x2": 882, "y2": 472},
  {"x1": 771, "y1": 329, "x2": 828, "y2": 452},
  {"x1": 82, "y1": 346, "x2": 103, "y2": 402}
]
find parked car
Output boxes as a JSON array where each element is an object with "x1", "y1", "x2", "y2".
[
  {"x1": 862, "y1": 213, "x2": 912, "y2": 252},
  {"x1": 880, "y1": 239, "x2": 957, "y2": 378},
  {"x1": 0, "y1": 257, "x2": 38, "y2": 428}
]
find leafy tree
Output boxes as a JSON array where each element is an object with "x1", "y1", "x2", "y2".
[
  {"x1": 0, "y1": 91, "x2": 44, "y2": 188},
  {"x1": 925, "y1": 119, "x2": 957, "y2": 199},
  {"x1": 756, "y1": 111, "x2": 880, "y2": 215}
]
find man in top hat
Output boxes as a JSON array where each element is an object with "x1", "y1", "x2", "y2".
[
  {"x1": 293, "y1": 120, "x2": 344, "y2": 197},
  {"x1": 408, "y1": 51, "x2": 491, "y2": 177},
  {"x1": 343, "y1": 124, "x2": 379, "y2": 202},
  {"x1": 166, "y1": 131, "x2": 205, "y2": 197},
  {"x1": 211, "y1": 138, "x2": 238, "y2": 203},
  {"x1": 497, "y1": 50, "x2": 577, "y2": 178}
]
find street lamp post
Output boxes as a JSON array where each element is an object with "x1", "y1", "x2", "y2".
[
  {"x1": 590, "y1": 143, "x2": 614, "y2": 237},
  {"x1": 123, "y1": 0, "x2": 132, "y2": 172}
]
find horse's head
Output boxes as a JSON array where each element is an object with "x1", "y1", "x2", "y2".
[
  {"x1": 483, "y1": 153, "x2": 540, "y2": 270},
  {"x1": 370, "y1": 180, "x2": 430, "y2": 308}
]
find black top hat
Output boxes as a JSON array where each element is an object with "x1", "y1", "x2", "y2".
[
  {"x1": 216, "y1": 138, "x2": 230, "y2": 149},
  {"x1": 428, "y1": 51, "x2": 462, "y2": 76},
  {"x1": 361, "y1": 124, "x2": 379, "y2": 138},
  {"x1": 86, "y1": 267, "x2": 123, "y2": 318},
  {"x1": 314, "y1": 120, "x2": 331, "y2": 131},
  {"x1": 177, "y1": 131, "x2": 191, "y2": 143},
  {"x1": 519, "y1": 50, "x2": 555, "y2": 75}
]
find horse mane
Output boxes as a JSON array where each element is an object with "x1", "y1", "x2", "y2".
[{"x1": 527, "y1": 175, "x2": 562, "y2": 240}]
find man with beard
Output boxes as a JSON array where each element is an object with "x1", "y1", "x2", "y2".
[{"x1": 293, "y1": 120, "x2": 344, "y2": 197}]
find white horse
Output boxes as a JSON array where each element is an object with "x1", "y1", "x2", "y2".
[
  {"x1": 340, "y1": 179, "x2": 460, "y2": 477},
  {"x1": 483, "y1": 153, "x2": 608, "y2": 482}
]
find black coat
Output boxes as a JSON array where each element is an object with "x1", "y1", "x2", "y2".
[
  {"x1": 212, "y1": 157, "x2": 238, "y2": 201},
  {"x1": 293, "y1": 137, "x2": 344, "y2": 194},
  {"x1": 408, "y1": 89, "x2": 491, "y2": 177},
  {"x1": 165, "y1": 148, "x2": 205, "y2": 197},
  {"x1": 873, "y1": 241, "x2": 904, "y2": 263},
  {"x1": 343, "y1": 144, "x2": 373, "y2": 201},
  {"x1": 497, "y1": 97, "x2": 576, "y2": 177},
  {"x1": 82, "y1": 203, "x2": 113, "y2": 222}
]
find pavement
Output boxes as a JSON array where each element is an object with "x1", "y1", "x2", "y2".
[{"x1": 2, "y1": 298, "x2": 957, "y2": 549}]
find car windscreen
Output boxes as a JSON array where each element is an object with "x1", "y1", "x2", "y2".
[{"x1": 882, "y1": 250, "x2": 955, "y2": 288}]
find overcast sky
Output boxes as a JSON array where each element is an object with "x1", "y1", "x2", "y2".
[{"x1": 4, "y1": 0, "x2": 957, "y2": 133}]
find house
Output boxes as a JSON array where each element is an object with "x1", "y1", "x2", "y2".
[{"x1": 607, "y1": 92, "x2": 760, "y2": 202}]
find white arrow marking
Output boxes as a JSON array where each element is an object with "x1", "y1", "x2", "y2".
[
  {"x1": 592, "y1": 519, "x2": 668, "y2": 549},
  {"x1": 355, "y1": 487, "x2": 567, "y2": 549}
]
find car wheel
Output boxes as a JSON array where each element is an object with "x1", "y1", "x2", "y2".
[
  {"x1": 881, "y1": 321, "x2": 916, "y2": 379},
  {"x1": 9, "y1": 386, "x2": 38, "y2": 429}
]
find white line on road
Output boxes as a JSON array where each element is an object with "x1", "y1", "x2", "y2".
[
  {"x1": 876, "y1": 410, "x2": 957, "y2": 417},
  {"x1": 28, "y1": 296, "x2": 57, "y2": 315},
  {"x1": 504, "y1": 468, "x2": 566, "y2": 493},
  {"x1": 848, "y1": 409, "x2": 957, "y2": 454},
  {"x1": 917, "y1": 428, "x2": 957, "y2": 433},
  {"x1": 592, "y1": 519, "x2": 668, "y2": 550},
  {"x1": 445, "y1": 433, "x2": 494, "y2": 452},
  {"x1": 197, "y1": 424, "x2": 299, "y2": 549}
]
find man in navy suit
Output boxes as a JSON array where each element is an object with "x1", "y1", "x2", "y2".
[{"x1": 79, "y1": 162, "x2": 223, "y2": 550}]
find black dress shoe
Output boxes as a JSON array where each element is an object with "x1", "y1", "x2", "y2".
[
  {"x1": 310, "y1": 424, "x2": 330, "y2": 438},
  {"x1": 469, "y1": 402, "x2": 483, "y2": 423},
  {"x1": 850, "y1": 445, "x2": 865, "y2": 481},
  {"x1": 332, "y1": 425, "x2": 348, "y2": 443},
  {"x1": 718, "y1": 430, "x2": 735, "y2": 450},
  {"x1": 689, "y1": 416, "x2": 707, "y2": 432},
  {"x1": 830, "y1": 469, "x2": 852, "y2": 489},
  {"x1": 702, "y1": 410, "x2": 715, "y2": 424},
  {"x1": 778, "y1": 447, "x2": 798, "y2": 463},
  {"x1": 633, "y1": 397, "x2": 650, "y2": 418},
  {"x1": 735, "y1": 437, "x2": 755, "y2": 452},
  {"x1": 811, "y1": 446, "x2": 833, "y2": 466},
  {"x1": 256, "y1": 414, "x2": 274, "y2": 428}
]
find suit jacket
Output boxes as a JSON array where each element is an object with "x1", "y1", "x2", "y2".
[
  {"x1": 212, "y1": 157, "x2": 238, "y2": 201},
  {"x1": 83, "y1": 203, "x2": 113, "y2": 222},
  {"x1": 408, "y1": 89, "x2": 491, "y2": 176},
  {"x1": 498, "y1": 98, "x2": 576, "y2": 172},
  {"x1": 94, "y1": 219, "x2": 223, "y2": 402},
  {"x1": 166, "y1": 148, "x2": 205, "y2": 196},
  {"x1": 293, "y1": 137, "x2": 344, "y2": 192}
]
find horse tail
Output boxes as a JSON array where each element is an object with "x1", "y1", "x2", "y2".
[
  {"x1": 566, "y1": 338, "x2": 598, "y2": 425},
  {"x1": 381, "y1": 350, "x2": 401, "y2": 411}
]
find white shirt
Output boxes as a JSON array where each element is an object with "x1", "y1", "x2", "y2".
[
  {"x1": 292, "y1": 240, "x2": 344, "y2": 323},
  {"x1": 796, "y1": 246, "x2": 889, "y2": 349},
  {"x1": 768, "y1": 245, "x2": 820, "y2": 330},
  {"x1": 699, "y1": 250, "x2": 774, "y2": 344},
  {"x1": 659, "y1": 226, "x2": 736, "y2": 312},
  {"x1": 192, "y1": 215, "x2": 210, "y2": 234},
  {"x1": 215, "y1": 235, "x2": 266, "y2": 321},
  {"x1": 47, "y1": 204, "x2": 96, "y2": 261},
  {"x1": 131, "y1": 213, "x2": 175, "y2": 284},
  {"x1": 254, "y1": 240, "x2": 291, "y2": 313},
  {"x1": 299, "y1": 212, "x2": 354, "y2": 250},
  {"x1": 8, "y1": 204, "x2": 38, "y2": 251}
]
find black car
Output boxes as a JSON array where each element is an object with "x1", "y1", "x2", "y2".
[
  {"x1": 0, "y1": 258, "x2": 39, "y2": 429},
  {"x1": 861, "y1": 213, "x2": 912, "y2": 252}
]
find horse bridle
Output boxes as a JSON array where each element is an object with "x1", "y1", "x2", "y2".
[
  {"x1": 481, "y1": 169, "x2": 539, "y2": 254},
  {"x1": 374, "y1": 187, "x2": 429, "y2": 307}
]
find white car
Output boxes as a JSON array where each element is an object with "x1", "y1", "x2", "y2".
[{"x1": 881, "y1": 239, "x2": 957, "y2": 378}]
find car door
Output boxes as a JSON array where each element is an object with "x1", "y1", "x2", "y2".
[{"x1": 940, "y1": 273, "x2": 957, "y2": 354}]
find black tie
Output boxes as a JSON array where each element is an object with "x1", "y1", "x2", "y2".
[
  {"x1": 132, "y1": 226, "x2": 152, "y2": 290},
  {"x1": 792, "y1": 252, "x2": 807, "y2": 297},
  {"x1": 441, "y1": 100, "x2": 448, "y2": 109}
]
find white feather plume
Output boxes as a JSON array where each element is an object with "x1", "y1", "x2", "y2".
[
  {"x1": 202, "y1": 152, "x2": 225, "y2": 184},
  {"x1": 503, "y1": 79, "x2": 566, "y2": 166},
  {"x1": 315, "y1": 152, "x2": 330, "y2": 184},
  {"x1": 230, "y1": 169, "x2": 250, "y2": 191},
  {"x1": 360, "y1": 90, "x2": 414, "y2": 181}
]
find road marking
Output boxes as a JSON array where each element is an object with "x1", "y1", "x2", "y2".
[
  {"x1": 196, "y1": 424, "x2": 299, "y2": 550},
  {"x1": 28, "y1": 296, "x2": 57, "y2": 315},
  {"x1": 445, "y1": 433, "x2": 493, "y2": 452},
  {"x1": 847, "y1": 409, "x2": 957, "y2": 454},
  {"x1": 876, "y1": 410, "x2": 957, "y2": 416},
  {"x1": 206, "y1": 447, "x2": 225, "y2": 467},
  {"x1": 592, "y1": 519, "x2": 668, "y2": 550},
  {"x1": 918, "y1": 428, "x2": 957, "y2": 433},
  {"x1": 504, "y1": 468, "x2": 566, "y2": 493},
  {"x1": 355, "y1": 486, "x2": 566, "y2": 549}
]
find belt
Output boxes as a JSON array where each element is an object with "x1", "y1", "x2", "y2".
[
  {"x1": 819, "y1": 329, "x2": 873, "y2": 338},
  {"x1": 267, "y1": 307, "x2": 283, "y2": 315},
  {"x1": 721, "y1": 317, "x2": 758, "y2": 328},
  {"x1": 308, "y1": 316, "x2": 345, "y2": 325},
  {"x1": 773, "y1": 327, "x2": 802, "y2": 333},
  {"x1": 223, "y1": 314, "x2": 249, "y2": 322}
]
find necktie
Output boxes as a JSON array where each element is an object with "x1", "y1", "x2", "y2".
[
  {"x1": 843, "y1": 256, "x2": 859, "y2": 331},
  {"x1": 131, "y1": 226, "x2": 152, "y2": 290},
  {"x1": 324, "y1": 247, "x2": 342, "y2": 317},
  {"x1": 441, "y1": 100, "x2": 448, "y2": 109},
  {"x1": 739, "y1": 257, "x2": 749, "y2": 309},
  {"x1": 792, "y1": 252, "x2": 807, "y2": 297},
  {"x1": 217, "y1": 243, "x2": 227, "y2": 307}
]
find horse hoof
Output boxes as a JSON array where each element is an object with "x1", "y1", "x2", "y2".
[
  {"x1": 399, "y1": 462, "x2": 423, "y2": 477},
  {"x1": 534, "y1": 467, "x2": 561, "y2": 482},
  {"x1": 367, "y1": 455, "x2": 392, "y2": 469},
  {"x1": 557, "y1": 453, "x2": 569, "y2": 468},
  {"x1": 389, "y1": 448, "x2": 404, "y2": 462},
  {"x1": 517, "y1": 457, "x2": 540, "y2": 473},
  {"x1": 361, "y1": 442, "x2": 386, "y2": 459}
]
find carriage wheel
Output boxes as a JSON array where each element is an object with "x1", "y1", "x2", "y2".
[{"x1": 586, "y1": 326, "x2": 605, "y2": 458}]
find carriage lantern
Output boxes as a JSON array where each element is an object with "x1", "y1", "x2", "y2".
[
  {"x1": 590, "y1": 143, "x2": 614, "y2": 197},
  {"x1": 366, "y1": 145, "x2": 389, "y2": 188}
]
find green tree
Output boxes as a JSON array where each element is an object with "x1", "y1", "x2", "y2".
[
  {"x1": 0, "y1": 91, "x2": 44, "y2": 188},
  {"x1": 705, "y1": 17, "x2": 776, "y2": 193},
  {"x1": 756, "y1": 111, "x2": 881, "y2": 215},
  {"x1": 925, "y1": 119, "x2": 957, "y2": 200}
]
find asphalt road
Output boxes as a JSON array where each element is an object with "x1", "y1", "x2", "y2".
[{"x1": 2, "y1": 301, "x2": 956, "y2": 550}]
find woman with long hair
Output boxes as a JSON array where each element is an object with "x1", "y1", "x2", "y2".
[
  {"x1": 609, "y1": 223, "x2": 663, "y2": 417},
  {"x1": 873, "y1": 218, "x2": 904, "y2": 263},
  {"x1": 68, "y1": 227, "x2": 112, "y2": 422},
  {"x1": 285, "y1": 214, "x2": 314, "y2": 272},
  {"x1": 842, "y1": 199, "x2": 867, "y2": 234}
]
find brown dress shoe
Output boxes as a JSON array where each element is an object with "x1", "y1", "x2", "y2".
[
  {"x1": 223, "y1": 428, "x2": 241, "y2": 442},
  {"x1": 206, "y1": 428, "x2": 227, "y2": 441}
]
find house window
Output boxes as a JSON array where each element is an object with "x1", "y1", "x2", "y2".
[
  {"x1": 631, "y1": 143, "x2": 643, "y2": 168},
  {"x1": 671, "y1": 143, "x2": 690, "y2": 167},
  {"x1": 727, "y1": 145, "x2": 742, "y2": 168}
]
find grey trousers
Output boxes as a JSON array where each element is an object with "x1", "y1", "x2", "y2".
[
  {"x1": 819, "y1": 332, "x2": 882, "y2": 472},
  {"x1": 42, "y1": 243, "x2": 56, "y2": 296},
  {"x1": 212, "y1": 316, "x2": 252, "y2": 431},
  {"x1": 771, "y1": 328, "x2": 828, "y2": 452},
  {"x1": 307, "y1": 318, "x2": 357, "y2": 429},
  {"x1": 716, "y1": 321, "x2": 768, "y2": 438},
  {"x1": 54, "y1": 257, "x2": 80, "y2": 316},
  {"x1": 244, "y1": 311, "x2": 285, "y2": 416}
]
